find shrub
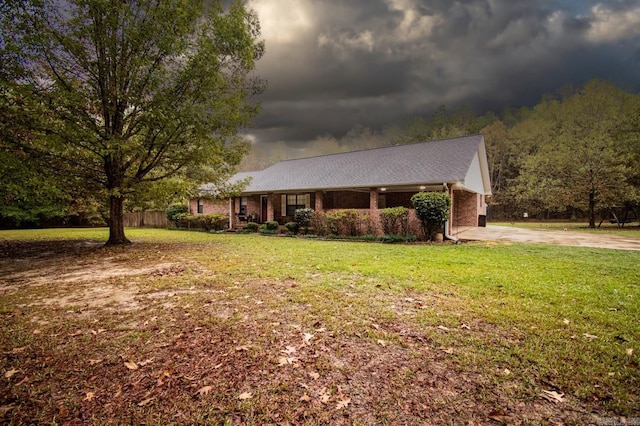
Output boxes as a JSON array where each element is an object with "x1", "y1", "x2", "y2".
[
  {"x1": 285, "y1": 221, "x2": 299, "y2": 235},
  {"x1": 264, "y1": 220, "x2": 279, "y2": 231},
  {"x1": 245, "y1": 222, "x2": 259, "y2": 232},
  {"x1": 411, "y1": 192, "x2": 451, "y2": 241},
  {"x1": 174, "y1": 213, "x2": 228, "y2": 231},
  {"x1": 259, "y1": 224, "x2": 277, "y2": 235},
  {"x1": 201, "y1": 214, "x2": 228, "y2": 231},
  {"x1": 310, "y1": 211, "x2": 329, "y2": 236},
  {"x1": 166, "y1": 203, "x2": 188, "y2": 226},
  {"x1": 380, "y1": 206, "x2": 409, "y2": 235},
  {"x1": 294, "y1": 208, "x2": 314, "y2": 233},
  {"x1": 379, "y1": 234, "x2": 417, "y2": 243}
]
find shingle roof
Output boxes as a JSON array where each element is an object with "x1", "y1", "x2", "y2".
[{"x1": 237, "y1": 134, "x2": 485, "y2": 194}]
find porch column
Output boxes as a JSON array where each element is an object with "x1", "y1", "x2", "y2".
[
  {"x1": 369, "y1": 188, "x2": 381, "y2": 235},
  {"x1": 315, "y1": 191, "x2": 323, "y2": 211},
  {"x1": 369, "y1": 188, "x2": 378, "y2": 210},
  {"x1": 228, "y1": 198, "x2": 233, "y2": 229}
]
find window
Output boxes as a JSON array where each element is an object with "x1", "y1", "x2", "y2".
[
  {"x1": 197, "y1": 199, "x2": 204, "y2": 214},
  {"x1": 285, "y1": 194, "x2": 308, "y2": 216},
  {"x1": 239, "y1": 197, "x2": 247, "y2": 215}
]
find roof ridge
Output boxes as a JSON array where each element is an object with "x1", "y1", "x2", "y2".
[{"x1": 273, "y1": 134, "x2": 483, "y2": 164}]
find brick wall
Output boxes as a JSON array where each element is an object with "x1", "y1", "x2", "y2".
[
  {"x1": 189, "y1": 199, "x2": 228, "y2": 215},
  {"x1": 453, "y1": 190, "x2": 480, "y2": 227}
]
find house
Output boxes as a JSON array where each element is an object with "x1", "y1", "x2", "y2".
[{"x1": 190, "y1": 134, "x2": 492, "y2": 238}]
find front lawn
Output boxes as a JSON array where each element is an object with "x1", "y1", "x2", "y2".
[{"x1": 1, "y1": 228, "x2": 638, "y2": 424}]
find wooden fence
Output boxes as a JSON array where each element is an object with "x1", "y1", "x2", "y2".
[{"x1": 123, "y1": 211, "x2": 168, "y2": 228}]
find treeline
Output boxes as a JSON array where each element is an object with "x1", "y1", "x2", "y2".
[{"x1": 241, "y1": 80, "x2": 640, "y2": 226}]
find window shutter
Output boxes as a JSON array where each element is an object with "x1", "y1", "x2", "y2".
[
  {"x1": 281, "y1": 195, "x2": 286, "y2": 216},
  {"x1": 305, "y1": 194, "x2": 311, "y2": 209}
]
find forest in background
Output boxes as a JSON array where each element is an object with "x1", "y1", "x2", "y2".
[
  {"x1": 241, "y1": 79, "x2": 640, "y2": 224},
  {"x1": 1, "y1": 79, "x2": 639, "y2": 227}
]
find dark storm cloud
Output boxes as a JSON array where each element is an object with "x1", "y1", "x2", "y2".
[{"x1": 244, "y1": 0, "x2": 640, "y2": 147}]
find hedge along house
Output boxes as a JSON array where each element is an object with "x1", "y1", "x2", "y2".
[{"x1": 191, "y1": 134, "x2": 492, "y2": 238}]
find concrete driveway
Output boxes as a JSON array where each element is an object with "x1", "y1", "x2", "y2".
[{"x1": 454, "y1": 225, "x2": 640, "y2": 251}]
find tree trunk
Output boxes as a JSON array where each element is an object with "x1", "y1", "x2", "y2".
[
  {"x1": 588, "y1": 189, "x2": 596, "y2": 228},
  {"x1": 106, "y1": 195, "x2": 131, "y2": 245}
]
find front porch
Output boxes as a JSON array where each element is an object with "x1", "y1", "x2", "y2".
[{"x1": 230, "y1": 186, "x2": 485, "y2": 235}]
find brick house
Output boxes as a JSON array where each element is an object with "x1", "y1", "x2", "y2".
[{"x1": 190, "y1": 134, "x2": 491, "y2": 238}]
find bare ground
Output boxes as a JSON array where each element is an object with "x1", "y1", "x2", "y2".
[{"x1": 0, "y1": 240, "x2": 624, "y2": 425}]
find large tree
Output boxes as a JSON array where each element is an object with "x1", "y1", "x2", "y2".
[
  {"x1": 511, "y1": 80, "x2": 638, "y2": 227},
  {"x1": 0, "y1": 0, "x2": 263, "y2": 244}
]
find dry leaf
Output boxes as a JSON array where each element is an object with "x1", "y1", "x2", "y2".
[
  {"x1": 303, "y1": 333, "x2": 314, "y2": 345},
  {"x1": 461, "y1": 324, "x2": 471, "y2": 330},
  {"x1": 9, "y1": 345, "x2": 28, "y2": 354},
  {"x1": 124, "y1": 361, "x2": 138, "y2": 370},
  {"x1": 371, "y1": 323, "x2": 380, "y2": 330},
  {"x1": 309, "y1": 371, "x2": 320, "y2": 380},
  {"x1": 235, "y1": 345, "x2": 250, "y2": 352},
  {"x1": 437, "y1": 325, "x2": 450, "y2": 332},
  {"x1": 32, "y1": 329, "x2": 41, "y2": 335},
  {"x1": 299, "y1": 393, "x2": 311, "y2": 402},
  {"x1": 583, "y1": 333, "x2": 598, "y2": 339},
  {"x1": 278, "y1": 356, "x2": 298, "y2": 366},
  {"x1": 503, "y1": 368, "x2": 511, "y2": 375},
  {"x1": 137, "y1": 397, "x2": 154, "y2": 407},
  {"x1": 4, "y1": 368, "x2": 19, "y2": 379},
  {"x1": 89, "y1": 359, "x2": 103, "y2": 365},
  {"x1": 320, "y1": 388, "x2": 331, "y2": 404},
  {"x1": 195, "y1": 386, "x2": 212, "y2": 396},
  {"x1": 440, "y1": 347, "x2": 454, "y2": 354},
  {"x1": 69, "y1": 330, "x2": 83, "y2": 337},
  {"x1": 563, "y1": 318, "x2": 570, "y2": 325},
  {"x1": 238, "y1": 392, "x2": 252, "y2": 400},
  {"x1": 214, "y1": 362, "x2": 223, "y2": 369},
  {"x1": 138, "y1": 358, "x2": 154, "y2": 366},
  {"x1": 540, "y1": 390, "x2": 565, "y2": 404},
  {"x1": 377, "y1": 339, "x2": 386, "y2": 347},
  {"x1": 84, "y1": 391, "x2": 95, "y2": 401},
  {"x1": 627, "y1": 348, "x2": 634, "y2": 356},
  {"x1": 281, "y1": 346, "x2": 297, "y2": 355},
  {"x1": 336, "y1": 398, "x2": 351, "y2": 410},
  {"x1": 488, "y1": 409, "x2": 510, "y2": 424}
]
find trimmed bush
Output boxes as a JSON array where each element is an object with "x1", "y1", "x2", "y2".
[
  {"x1": 174, "y1": 213, "x2": 228, "y2": 231},
  {"x1": 411, "y1": 192, "x2": 451, "y2": 241},
  {"x1": 285, "y1": 221, "x2": 299, "y2": 235},
  {"x1": 245, "y1": 222, "x2": 259, "y2": 232},
  {"x1": 380, "y1": 206, "x2": 409, "y2": 236},
  {"x1": 264, "y1": 220, "x2": 279, "y2": 231}
]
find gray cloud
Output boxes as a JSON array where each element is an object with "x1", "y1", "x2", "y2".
[{"x1": 244, "y1": 0, "x2": 640, "y2": 147}]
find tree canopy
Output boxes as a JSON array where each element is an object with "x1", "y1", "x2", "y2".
[{"x1": 0, "y1": 0, "x2": 264, "y2": 243}]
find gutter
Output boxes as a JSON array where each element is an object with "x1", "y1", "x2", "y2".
[{"x1": 443, "y1": 183, "x2": 458, "y2": 242}]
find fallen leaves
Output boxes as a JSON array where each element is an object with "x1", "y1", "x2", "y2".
[
  {"x1": 238, "y1": 392, "x2": 252, "y2": 400},
  {"x1": 583, "y1": 333, "x2": 598, "y2": 339},
  {"x1": 4, "y1": 368, "x2": 19, "y2": 379},
  {"x1": 124, "y1": 360, "x2": 138, "y2": 370},
  {"x1": 335, "y1": 397, "x2": 351, "y2": 410},
  {"x1": 195, "y1": 385, "x2": 212, "y2": 396},
  {"x1": 540, "y1": 390, "x2": 565, "y2": 404},
  {"x1": 84, "y1": 391, "x2": 95, "y2": 401}
]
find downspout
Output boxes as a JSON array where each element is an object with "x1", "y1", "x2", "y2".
[
  {"x1": 228, "y1": 197, "x2": 233, "y2": 230},
  {"x1": 443, "y1": 183, "x2": 458, "y2": 242}
]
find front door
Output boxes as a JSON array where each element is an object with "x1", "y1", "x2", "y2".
[{"x1": 261, "y1": 196, "x2": 268, "y2": 223}]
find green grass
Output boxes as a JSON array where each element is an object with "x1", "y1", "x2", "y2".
[{"x1": 1, "y1": 228, "x2": 638, "y2": 423}]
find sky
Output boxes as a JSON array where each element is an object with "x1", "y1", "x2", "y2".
[{"x1": 243, "y1": 0, "x2": 640, "y2": 148}]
